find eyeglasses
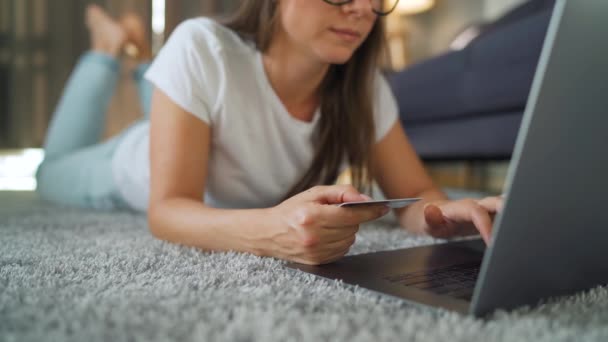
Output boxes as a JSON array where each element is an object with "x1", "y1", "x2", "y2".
[{"x1": 322, "y1": 0, "x2": 400, "y2": 16}]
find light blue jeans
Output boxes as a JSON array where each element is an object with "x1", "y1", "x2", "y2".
[{"x1": 36, "y1": 52, "x2": 152, "y2": 210}]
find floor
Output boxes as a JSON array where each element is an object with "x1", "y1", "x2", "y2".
[
  {"x1": 0, "y1": 148, "x2": 44, "y2": 191},
  {"x1": 2, "y1": 190, "x2": 607, "y2": 341},
  {"x1": 425, "y1": 160, "x2": 509, "y2": 195}
]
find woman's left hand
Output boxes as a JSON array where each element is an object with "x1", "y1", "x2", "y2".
[{"x1": 421, "y1": 196, "x2": 504, "y2": 245}]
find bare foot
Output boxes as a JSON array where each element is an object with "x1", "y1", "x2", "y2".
[
  {"x1": 86, "y1": 4, "x2": 127, "y2": 57},
  {"x1": 120, "y1": 13, "x2": 152, "y2": 62}
]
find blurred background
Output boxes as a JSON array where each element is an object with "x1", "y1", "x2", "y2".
[{"x1": 1, "y1": 0, "x2": 551, "y2": 193}]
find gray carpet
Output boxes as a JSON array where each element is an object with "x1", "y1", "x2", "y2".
[{"x1": 1, "y1": 190, "x2": 607, "y2": 342}]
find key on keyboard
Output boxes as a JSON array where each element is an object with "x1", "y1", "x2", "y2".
[{"x1": 383, "y1": 262, "x2": 481, "y2": 300}]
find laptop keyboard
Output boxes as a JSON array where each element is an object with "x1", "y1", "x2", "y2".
[{"x1": 383, "y1": 262, "x2": 482, "y2": 301}]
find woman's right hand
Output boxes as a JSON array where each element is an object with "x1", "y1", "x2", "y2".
[{"x1": 261, "y1": 185, "x2": 390, "y2": 265}]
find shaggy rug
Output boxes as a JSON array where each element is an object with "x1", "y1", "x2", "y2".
[{"x1": 1, "y1": 191, "x2": 607, "y2": 341}]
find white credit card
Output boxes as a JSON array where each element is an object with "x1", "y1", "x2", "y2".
[{"x1": 338, "y1": 197, "x2": 422, "y2": 209}]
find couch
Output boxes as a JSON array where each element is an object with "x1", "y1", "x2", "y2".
[{"x1": 389, "y1": 0, "x2": 556, "y2": 160}]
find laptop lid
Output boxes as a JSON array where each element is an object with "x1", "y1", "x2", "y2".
[{"x1": 471, "y1": 0, "x2": 608, "y2": 316}]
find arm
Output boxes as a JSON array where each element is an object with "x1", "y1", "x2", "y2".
[
  {"x1": 147, "y1": 88, "x2": 387, "y2": 264},
  {"x1": 147, "y1": 88, "x2": 268, "y2": 255},
  {"x1": 372, "y1": 121, "x2": 503, "y2": 243},
  {"x1": 371, "y1": 121, "x2": 447, "y2": 234}
]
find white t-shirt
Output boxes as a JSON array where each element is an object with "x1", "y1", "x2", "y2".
[{"x1": 111, "y1": 18, "x2": 399, "y2": 212}]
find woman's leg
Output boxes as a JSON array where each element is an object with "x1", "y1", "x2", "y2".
[
  {"x1": 43, "y1": 4, "x2": 126, "y2": 160},
  {"x1": 37, "y1": 5, "x2": 130, "y2": 210},
  {"x1": 36, "y1": 53, "x2": 129, "y2": 210},
  {"x1": 134, "y1": 63, "x2": 153, "y2": 119},
  {"x1": 36, "y1": 134, "x2": 128, "y2": 210},
  {"x1": 42, "y1": 52, "x2": 120, "y2": 160},
  {"x1": 121, "y1": 12, "x2": 154, "y2": 119}
]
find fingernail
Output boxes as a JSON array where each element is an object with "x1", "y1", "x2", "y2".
[{"x1": 361, "y1": 194, "x2": 373, "y2": 201}]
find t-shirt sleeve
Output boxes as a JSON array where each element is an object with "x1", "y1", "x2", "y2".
[
  {"x1": 144, "y1": 19, "x2": 223, "y2": 124},
  {"x1": 373, "y1": 72, "x2": 399, "y2": 142}
]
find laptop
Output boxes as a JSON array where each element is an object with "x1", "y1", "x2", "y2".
[{"x1": 285, "y1": 0, "x2": 608, "y2": 317}]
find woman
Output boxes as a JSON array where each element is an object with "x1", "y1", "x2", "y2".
[{"x1": 37, "y1": 0, "x2": 503, "y2": 265}]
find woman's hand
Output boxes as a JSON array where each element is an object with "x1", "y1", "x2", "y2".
[
  {"x1": 422, "y1": 196, "x2": 505, "y2": 244},
  {"x1": 265, "y1": 185, "x2": 390, "y2": 265}
]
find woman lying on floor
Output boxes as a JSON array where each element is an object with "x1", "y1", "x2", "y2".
[{"x1": 37, "y1": 0, "x2": 503, "y2": 265}]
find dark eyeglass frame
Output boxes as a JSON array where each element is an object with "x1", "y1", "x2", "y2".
[{"x1": 322, "y1": 0, "x2": 400, "y2": 16}]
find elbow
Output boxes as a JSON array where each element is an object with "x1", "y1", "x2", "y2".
[
  {"x1": 146, "y1": 195, "x2": 207, "y2": 246},
  {"x1": 147, "y1": 202, "x2": 168, "y2": 241}
]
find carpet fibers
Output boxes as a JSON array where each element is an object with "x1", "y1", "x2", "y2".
[{"x1": 1, "y1": 191, "x2": 607, "y2": 341}]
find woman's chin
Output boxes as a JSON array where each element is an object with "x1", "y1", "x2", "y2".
[
  {"x1": 325, "y1": 54, "x2": 354, "y2": 65},
  {"x1": 316, "y1": 49, "x2": 355, "y2": 65}
]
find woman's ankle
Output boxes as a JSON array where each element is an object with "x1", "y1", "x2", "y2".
[
  {"x1": 81, "y1": 51, "x2": 121, "y2": 71},
  {"x1": 120, "y1": 13, "x2": 152, "y2": 63}
]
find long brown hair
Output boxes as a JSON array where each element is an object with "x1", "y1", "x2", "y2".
[{"x1": 222, "y1": 0, "x2": 386, "y2": 199}]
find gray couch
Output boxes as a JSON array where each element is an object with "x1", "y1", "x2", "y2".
[{"x1": 390, "y1": 0, "x2": 556, "y2": 160}]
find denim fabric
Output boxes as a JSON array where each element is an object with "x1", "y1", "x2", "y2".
[
  {"x1": 36, "y1": 52, "x2": 151, "y2": 210},
  {"x1": 134, "y1": 62, "x2": 153, "y2": 118}
]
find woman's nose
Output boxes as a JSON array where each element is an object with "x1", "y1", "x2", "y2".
[{"x1": 341, "y1": 0, "x2": 375, "y2": 16}]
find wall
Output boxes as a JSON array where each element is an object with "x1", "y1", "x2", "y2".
[
  {"x1": 0, "y1": 0, "x2": 152, "y2": 148},
  {"x1": 0, "y1": 0, "x2": 13, "y2": 147},
  {"x1": 406, "y1": 0, "x2": 485, "y2": 63},
  {"x1": 1, "y1": 0, "x2": 531, "y2": 148},
  {"x1": 165, "y1": 0, "x2": 239, "y2": 38},
  {"x1": 484, "y1": 0, "x2": 528, "y2": 20},
  {"x1": 404, "y1": 0, "x2": 530, "y2": 64},
  {"x1": 1, "y1": 0, "x2": 53, "y2": 148}
]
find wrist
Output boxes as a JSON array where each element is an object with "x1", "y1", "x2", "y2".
[{"x1": 240, "y1": 207, "x2": 280, "y2": 258}]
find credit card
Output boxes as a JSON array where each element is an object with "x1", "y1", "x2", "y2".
[{"x1": 338, "y1": 198, "x2": 422, "y2": 209}]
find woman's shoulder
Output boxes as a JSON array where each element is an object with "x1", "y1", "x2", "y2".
[{"x1": 172, "y1": 17, "x2": 254, "y2": 55}]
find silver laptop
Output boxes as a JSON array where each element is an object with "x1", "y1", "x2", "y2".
[{"x1": 285, "y1": 0, "x2": 608, "y2": 317}]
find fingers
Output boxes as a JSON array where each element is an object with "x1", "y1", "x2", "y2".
[
  {"x1": 318, "y1": 204, "x2": 390, "y2": 227},
  {"x1": 426, "y1": 200, "x2": 494, "y2": 244},
  {"x1": 423, "y1": 204, "x2": 452, "y2": 239},
  {"x1": 296, "y1": 224, "x2": 358, "y2": 246},
  {"x1": 317, "y1": 226, "x2": 360, "y2": 243},
  {"x1": 476, "y1": 196, "x2": 504, "y2": 214},
  {"x1": 293, "y1": 201, "x2": 388, "y2": 229},
  {"x1": 319, "y1": 244, "x2": 353, "y2": 264},
  {"x1": 424, "y1": 203, "x2": 446, "y2": 228},
  {"x1": 303, "y1": 185, "x2": 369, "y2": 205},
  {"x1": 469, "y1": 205, "x2": 493, "y2": 244},
  {"x1": 319, "y1": 235, "x2": 357, "y2": 252},
  {"x1": 304, "y1": 236, "x2": 356, "y2": 265},
  {"x1": 294, "y1": 185, "x2": 387, "y2": 228}
]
